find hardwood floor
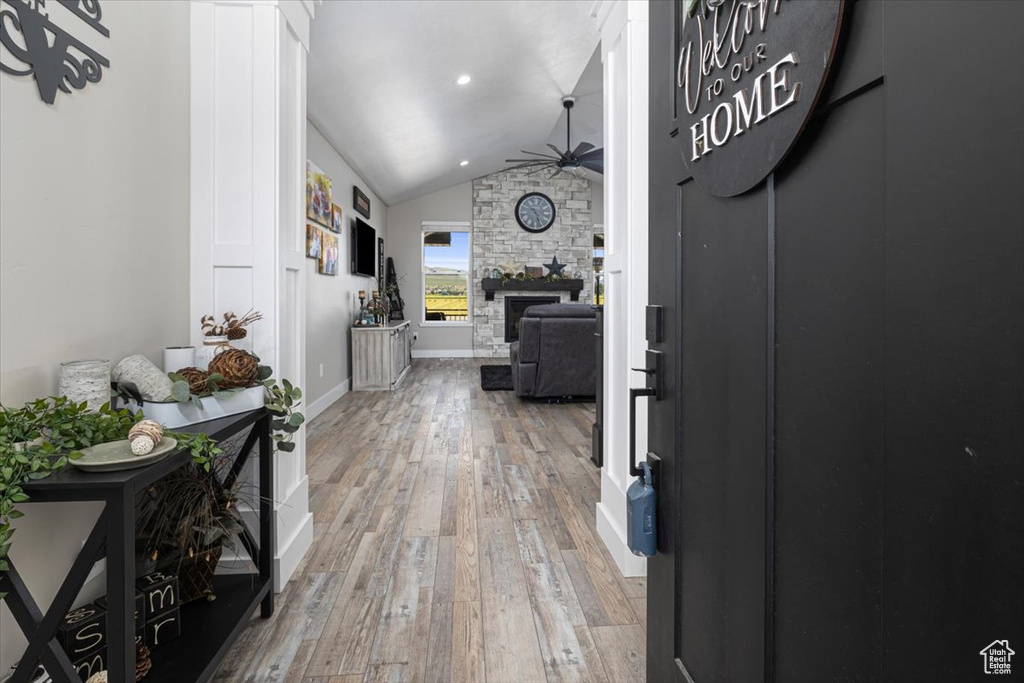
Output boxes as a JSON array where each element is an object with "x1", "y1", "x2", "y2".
[{"x1": 214, "y1": 358, "x2": 646, "y2": 683}]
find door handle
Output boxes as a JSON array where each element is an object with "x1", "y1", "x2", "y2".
[{"x1": 629, "y1": 387, "x2": 655, "y2": 477}]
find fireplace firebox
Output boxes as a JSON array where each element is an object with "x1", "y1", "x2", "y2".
[{"x1": 505, "y1": 296, "x2": 560, "y2": 342}]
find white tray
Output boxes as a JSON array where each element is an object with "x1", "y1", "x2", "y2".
[{"x1": 115, "y1": 386, "x2": 264, "y2": 428}]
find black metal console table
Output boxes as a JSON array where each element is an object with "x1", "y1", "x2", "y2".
[{"x1": 0, "y1": 409, "x2": 274, "y2": 683}]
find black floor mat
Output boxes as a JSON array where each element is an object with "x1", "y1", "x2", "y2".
[{"x1": 480, "y1": 364, "x2": 514, "y2": 391}]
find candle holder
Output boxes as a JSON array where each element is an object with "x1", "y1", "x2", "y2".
[
  {"x1": 59, "y1": 359, "x2": 110, "y2": 411},
  {"x1": 355, "y1": 291, "x2": 368, "y2": 326}
]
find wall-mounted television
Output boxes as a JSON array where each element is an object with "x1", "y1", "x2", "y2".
[{"x1": 352, "y1": 217, "x2": 376, "y2": 277}]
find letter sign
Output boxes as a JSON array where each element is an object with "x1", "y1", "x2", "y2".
[{"x1": 676, "y1": 0, "x2": 845, "y2": 196}]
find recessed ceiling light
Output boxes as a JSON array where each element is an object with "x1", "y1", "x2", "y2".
[
  {"x1": 456, "y1": 74, "x2": 472, "y2": 86},
  {"x1": 460, "y1": 160, "x2": 469, "y2": 167}
]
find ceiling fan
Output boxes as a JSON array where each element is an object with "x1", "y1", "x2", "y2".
[{"x1": 503, "y1": 97, "x2": 603, "y2": 178}]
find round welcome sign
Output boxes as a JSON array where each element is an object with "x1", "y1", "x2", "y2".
[{"x1": 676, "y1": 0, "x2": 845, "y2": 197}]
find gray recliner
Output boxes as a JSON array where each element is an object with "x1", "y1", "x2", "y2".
[{"x1": 509, "y1": 303, "x2": 597, "y2": 398}]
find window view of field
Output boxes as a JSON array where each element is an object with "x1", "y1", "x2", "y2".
[{"x1": 424, "y1": 231, "x2": 469, "y2": 322}]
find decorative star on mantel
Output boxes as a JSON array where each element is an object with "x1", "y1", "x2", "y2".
[
  {"x1": 543, "y1": 256, "x2": 567, "y2": 277},
  {"x1": 496, "y1": 260, "x2": 521, "y2": 276}
]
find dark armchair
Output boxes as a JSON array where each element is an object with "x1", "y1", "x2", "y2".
[{"x1": 509, "y1": 303, "x2": 597, "y2": 398}]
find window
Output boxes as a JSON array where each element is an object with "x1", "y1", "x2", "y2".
[
  {"x1": 593, "y1": 231, "x2": 605, "y2": 306},
  {"x1": 422, "y1": 224, "x2": 471, "y2": 324}
]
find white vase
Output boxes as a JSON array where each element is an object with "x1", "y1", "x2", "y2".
[
  {"x1": 196, "y1": 336, "x2": 230, "y2": 371},
  {"x1": 163, "y1": 346, "x2": 196, "y2": 373},
  {"x1": 58, "y1": 359, "x2": 110, "y2": 411}
]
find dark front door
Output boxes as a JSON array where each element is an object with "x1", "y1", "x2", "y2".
[{"x1": 646, "y1": 2, "x2": 1024, "y2": 681}]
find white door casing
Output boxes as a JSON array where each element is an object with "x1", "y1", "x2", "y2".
[
  {"x1": 592, "y1": 0, "x2": 649, "y2": 577},
  {"x1": 190, "y1": 0, "x2": 315, "y2": 591}
]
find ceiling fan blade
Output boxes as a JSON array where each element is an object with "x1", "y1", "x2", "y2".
[
  {"x1": 579, "y1": 159, "x2": 604, "y2": 174},
  {"x1": 520, "y1": 150, "x2": 562, "y2": 160},
  {"x1": 547, "y1": 143, "x2": 567, "y2": 158},
  {"x1": 548, "y1": 167, "x2": 563, "y2": 180},
  {"x1": 505, "y1": 158, "x2": 552, "y2": 163},
  {"x1": 571, "y1": 141, "x2": 595, "y2": 157},
  {"x1": 577, "y1": 147, "x2": 603, "y2": 162},
  {"x1": 500, "y1": 161, "x2": 547, "y2": 173},
  {"x1": 527, "y1": 163, "x2": 557, "y2": 176}
]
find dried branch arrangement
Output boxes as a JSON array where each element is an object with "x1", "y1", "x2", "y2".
[{"x1": 200, "y1": 309, "x2": 263, "y2": 339}]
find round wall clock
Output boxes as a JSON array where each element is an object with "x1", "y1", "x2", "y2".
[{"x1": 515, "y1": 192, "x2": 556, "y2": 233}]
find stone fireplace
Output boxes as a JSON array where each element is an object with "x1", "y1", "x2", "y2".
[
  {"x1": 504, "y1": 296, "x2": 559, "y2": 342},
  {"x1": 472, "y1": 168, "x2": 595, "y2": 357}
]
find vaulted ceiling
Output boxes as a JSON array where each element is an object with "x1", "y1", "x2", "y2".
[{"x1": 308, "y1": 0, "x2": 602, "y2": 206}]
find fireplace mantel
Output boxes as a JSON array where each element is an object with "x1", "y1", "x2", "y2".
[{"x1": 480, "y1": 278, "x2": 584, "y2": 302}]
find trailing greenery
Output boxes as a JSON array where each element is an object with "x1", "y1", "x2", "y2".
[
  {"x1": 0, "y1": 440, "x2": 65, "y2": 588},
  {"x1": 0, "y1": 399, "x2": 142, "y2": 598},
  {"x1": 165, "y1": 431, "x2": 222, "y2": 473},
  {"x1": 264, "y1": 378, "x2": 303, "y2": 453},
  {"x1": 250, "y1": 354, "x2": 305, "y2": 454},
  {"x1": 497, "y1": 271, "x2": 569, "y2": 284}
]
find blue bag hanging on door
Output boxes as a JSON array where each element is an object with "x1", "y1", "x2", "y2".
[{"x1": 627, "y1": 461, "x2": 657, "y2": 557}]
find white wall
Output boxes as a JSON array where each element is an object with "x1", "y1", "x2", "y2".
[
  {"x1": 0, "y1": 1, "x2": 191, "y2": 668},
  {"x1": 387, "y1": 182, "x2": 473, "y2": 355},
  {"x1": 305, "y1": 121, "x2": 388, "y2": 413}
]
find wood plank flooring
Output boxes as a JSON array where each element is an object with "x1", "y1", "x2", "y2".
[{"x1": 214, "y1": 359, "x2": 645, "y2": 683}]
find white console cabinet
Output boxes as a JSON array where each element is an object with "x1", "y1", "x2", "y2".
[{"x1": 351, "y1": 321, "x2": 412, "y2": 391}]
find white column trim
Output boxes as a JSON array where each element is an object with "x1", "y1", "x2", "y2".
[
  {"x1": 594, "y1": 0, "x2": 650, "y2": 577},
  {"x1": 190, "y1": 0, "x2": 312, "y2": 592}
]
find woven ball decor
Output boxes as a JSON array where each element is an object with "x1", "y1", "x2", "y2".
[
  {"x1": 128, "y1": 420, "x2": 164, "y2": 456},
  {"x1": 207, "y1": 349, "x2": 260, "y2": 389}
]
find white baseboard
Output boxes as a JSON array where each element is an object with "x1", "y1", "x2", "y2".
[
  {"x1": 596, "y1": 501, "x2": 648, "y2": 577},
  {"x1": 273, "y1": 474, "x2": 313, "y2": 592},
  {"x1": 217, "y1": 478, "x2": 313, "y2": 592},
  {"x1": 411, "y1": 349, "x2": 475, "y2": 358},
  {"x1": 274, "y1": 510, "x2": 313, "y2": 592},
  {"x1": 306, "y1": 379, "x2": 350, "y2": 421},
  {"x1": 473, "y1": 351, "x2": 510, "y2": 359}
]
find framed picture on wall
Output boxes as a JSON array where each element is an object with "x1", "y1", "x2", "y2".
[
  {"x1": 306, "y1": 161, "x2": 333, "y2": 227},
  {"x1": 330, "y1": 203, "x2": 343, "y2": 233},
  {"x1": 353, "y1": 186, "x2": 371, "y2": 219},
  {"x1": 305, "y1": 224, "x2": 322, "y2": 259},
  {"x1": 319, "y1": 231, "x2": 338, "y2": 275}
]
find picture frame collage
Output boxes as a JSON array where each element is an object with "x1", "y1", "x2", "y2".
[{"x1": 305, "y1": 161, "x2": 342, "y2": 275}]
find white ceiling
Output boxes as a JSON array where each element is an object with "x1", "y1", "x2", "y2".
[{"x1": 307, "y1": 0, "x2": 602, "y2": 206}]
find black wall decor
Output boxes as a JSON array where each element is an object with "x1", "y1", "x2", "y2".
[
  {"x1": 353, "y1": 186, "x2": 371, "y2": 219},
  {"x1": 676, "y1": 0, "x2": 844, "y2": 197},
  {"x1": 0, "y1": 0, "x2": 111, "y2": 105},
  {"x1": 377, "y1": 237, "x2": 384, "y2": 291}
]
